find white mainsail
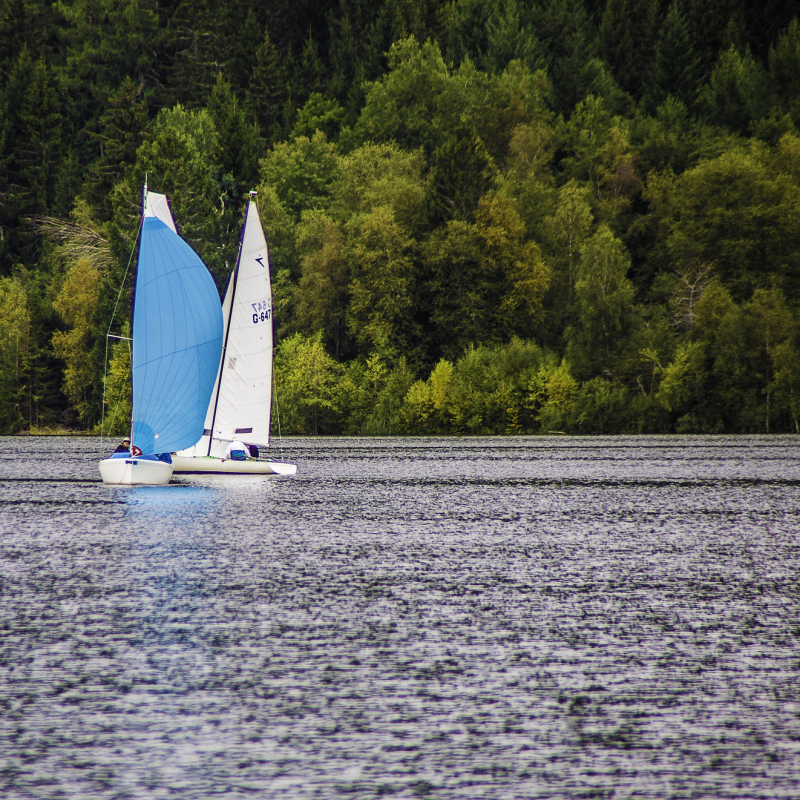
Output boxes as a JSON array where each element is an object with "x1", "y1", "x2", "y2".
[{"x1": 177, "y1": 194, "x2": 273, "y2": 458}]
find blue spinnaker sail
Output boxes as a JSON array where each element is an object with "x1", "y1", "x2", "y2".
[{"x1": 131, "y1": 216, "x2": 223, "y2": 455}]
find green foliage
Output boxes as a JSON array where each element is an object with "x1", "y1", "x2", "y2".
[
  {"x1": 425, "y1": 191, "x2": 550, "y2": 362},
  {"x1": 0, "y1": 276, "x2": 31, "y2": 432},
  {"x1": 536, "y1": 359, "x2": 578, "y2": 433},
  {"x1": 700, "y1": 46, "x2": 770, "y2": 133},
  {"x1": 599, "y1": 0, "x2": 660, "y2": 99},
  {"x1": 344, "y1": 352, "x2": 416, "y2": 435},
  {"x1": 55, "y1": 0, "x2": 160, "y2": 109},
  {"x1": 246, "y1": 24, "x2": 287, "y2": 145},
  {"x1": 335, "y1": 142, "x2": 427, "y2": 230},
  {"x1": 273, "y1": 332, "x2": 345, "y2": 434},
  {"x1": 84, "y1": 77, "x2": 149, "y2": 216},
  {"x1": 769, "y1": 19, "x2": 800, "y2": 127},
  {"x1": 166, "y1": 0, "x2": 227, "y2": 107},
  {"x1": 291, "y1": 93, "x2": 345, "y2": 141},
  {"x1": 0, "y1": 0, "x2": 47, "y2": 72},
  {"x1": 3, "y1": 2, "x2": 800, "y2": 435},
  {"x1": 544, "y1": 179, "x2": 593, "y2": 326},
  {"x1": 567, "y1": 225, "x2": 636, "y2": 378},
  {"x1": 346, "y1": 204, "x2": 419, "y2": 359},
  {"x1": 354, "y1": 36, "x2": 450, "y2": 155},
  {"x1": 259, "y1": 132, "x2": 340, "y2": 222},
  {"x1": 1, "y1": 51, "x2": 66, "y2": 267},
  {"x1": 654, "y1": 146, "x2": 800, "y2": 300},
  {"x1": 403, "y1": 339, "x2": 542, "y2": 433},
  {"x1": 113, "y1": 103, "x2": 235, "y2": 281},
  {"x1": 51, "y1": 258, "x2": 101, "y2": 425},
  {"x1": 645, "y1": 1, "x2": 703, "y2": 111},
  {"x1": 207, "y1": 74, "x2": 263, "y2": 195},
  {"x1": 101, "y1": 321, "x2": 131, "y2": 436},
  {"x1": 656, "y1": 341, "x2": 706, "y2": 415},
  {"x1": 443, "y1": 0, "x2": 544, "y2": 75},
  {"x1": 295, "y1": 210, "x2": 348, "y2": 357},
  {"x1": 569, "y1": 376, "x2": 634, "y2": 433}
]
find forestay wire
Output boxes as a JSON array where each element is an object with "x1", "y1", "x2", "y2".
[{"x1": 100, "y1": 216, "x2": 143, "y2": 442}]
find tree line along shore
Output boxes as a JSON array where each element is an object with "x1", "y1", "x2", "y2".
[{"x1": 3, "y1": 0, "x2": 800, "y2": 435}]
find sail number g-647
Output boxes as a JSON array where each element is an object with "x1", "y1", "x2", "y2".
[{"x1": 251, "y1": 299, "x2": 271, "y2": 324}]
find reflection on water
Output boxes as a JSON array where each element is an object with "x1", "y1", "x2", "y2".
[
  {"x1": 122, "y1": 484, "x2": 217, "y2": 514},
  {"x1": 1, "y1": 435, "x2": 800, "y2": 799}
]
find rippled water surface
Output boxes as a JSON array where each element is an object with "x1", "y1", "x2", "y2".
[{"x1": 1, "y1": 435, "x2": 799, "y2": 799}]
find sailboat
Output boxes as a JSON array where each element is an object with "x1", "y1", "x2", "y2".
[
  {"x1": 99, "y1": 186, "x2": 224, "y2": 485},
  {"x1": 171, "y1": 192, "x2": 296, "y2": 475}
]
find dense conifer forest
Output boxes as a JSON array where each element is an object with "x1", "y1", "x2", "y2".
[{"x1": 2, "y1": 0, "x2": 800, "y2": 435}]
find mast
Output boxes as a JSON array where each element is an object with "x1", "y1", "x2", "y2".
[
  {"x1": 206, "y1": 191, "x2": 255, "y2": 455},
  {"x1": 129, "y1": 180, "x2": 148, "y2": 453}
]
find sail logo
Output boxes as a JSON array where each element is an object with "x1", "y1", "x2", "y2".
[
  {"x1": 251, "y1": 298, "x2": 271, "y2": 324},
  {"x1": 255, "y1": 256, "x2": 265, "y2": 268}
]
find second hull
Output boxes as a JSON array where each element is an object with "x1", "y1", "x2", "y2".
[{"x1": 171, "y1": 455, "x2": 296, "y2": 475}]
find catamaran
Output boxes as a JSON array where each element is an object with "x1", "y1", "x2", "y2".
[
  {"x1": 171, "y1": 192, "x2": 296, "y2": 475},
  {"x1": 99, "y1": 186, "x2": 224, "y2": 485}
]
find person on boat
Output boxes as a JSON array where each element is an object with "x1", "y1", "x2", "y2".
[
  {"x1": 222, "y1": 440, "x2": 250, "y2": 462},
  {"x1": 113, "y1": 437, "x2": 131, "y2": 454}
]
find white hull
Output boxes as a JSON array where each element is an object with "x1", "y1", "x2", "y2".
[
  {"x1": 99, "y1": 457, "x2": 174, "y2": 485},
  {"x1": 171, "y1": 455, "x2": 296, "y2": 475}
]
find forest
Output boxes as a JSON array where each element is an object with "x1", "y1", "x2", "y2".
[{"x1": 2, "y1": 0, "x2": 800, "y2": 436}]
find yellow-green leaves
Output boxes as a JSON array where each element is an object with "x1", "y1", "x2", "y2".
[
  {"x1": 656, "y1": 147, "x2": 800, "y2": 298},
  {"x1": 102, "y1": 321, "x2": 131, "y2": 436},
  {"x1": 295, "y1": 211, "x2": 347, "y2": 357},
  {"x1": 52, "y1": 259, "x2": 100, "y2": 424},
  {"x1": 0, "y1": 277, "x2": 31, "y2": 432},
  {"x1": 273, "y1": 332, "x2": 345, "y2": 434},
  {"x1": 346, "y1": 205, "x2": 418, "y2": 355},
  {"x1": 568, "y1": 225, "x2": 636, "y2": 376},
  {"x1": 259, "y1": 131, "x2": 340, "y2": 221}
]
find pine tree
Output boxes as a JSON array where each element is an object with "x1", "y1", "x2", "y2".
[
  {"x1": 645, "y1": 1, "x2": 703, "y2": 110},
  {"x1": 684, "y1": 0, "x2": 746, "y2": 78},
  {"x1": 245, "y1": 24, "x2": 287, "y2": 145},
  {"x1": 0, "y1": 53, "x2": 64, "y2": 269},
  {"x1": 207, "y1": 73, "x2": 263, "y2": 193},
  {"x1": 85, "y1": 77, "x2": 149, "y2": 217},
  {"x1": 599, "y1": 0, "x2": 660, "y2": 99},
  {"x1": 700, "y1": 46, "x2": 769, "y2": 133},
  {"x1": 533, "y1": 0, "x2": 599, "y2": 114},
  {"x1": 225, "y1": 2, "x2": 263, "y2": 97},
  {"x1": 54, "y1": 0, "x2": 161, "y2": 141},
  {"x1": 167, "y1": 0, "x2": 223, "y2": 107},
  {"x1": 292, "y1": 30, "x2": 327, "y2": 107},
  {"x1": 769, "y1": 18, "x2": 800, "y2": 127},
  {"x1": 0, "y1": 0, "x2": 46, "y2": 74},
  {"x1": 743, "y1": 0, "x2": 800, "y2": 62}
]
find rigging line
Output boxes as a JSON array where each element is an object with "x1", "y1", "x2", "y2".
[
  {"x1": 207, "y1": 201, "x2": 248, "y2": 456},
  {"x1": 100, "y1": 216, "x2": 142, "y2": 441},
  {"x1": 273, "y1": 372, "x2": 282, "y2": 445},
  {"x1": 107, "y1": 215, "x2": 143, "y2": 339},
  {"x1": 104, "y1": 338, "x2": 132, "y2": 437}
]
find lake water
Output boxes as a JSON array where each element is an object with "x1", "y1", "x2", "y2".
[{"x1": 1, "y1": 435, "x2": 799, "y2": 799}]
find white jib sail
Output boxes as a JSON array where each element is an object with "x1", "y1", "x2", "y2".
[
  {"x1": 178, "y1": 196, "x2": 273, "y2": 457},
  {"x1": 142, "y1": 189, "x2": 177, "y2": 232}
]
